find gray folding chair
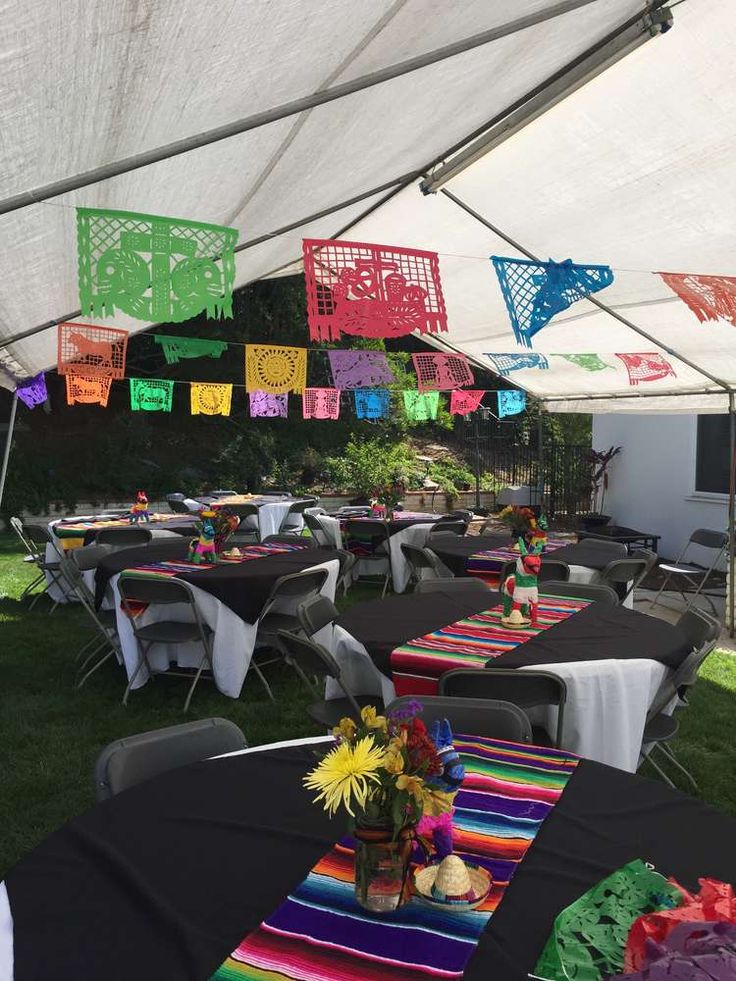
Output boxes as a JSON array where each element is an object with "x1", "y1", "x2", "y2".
[
  {"x1": 400, "y1": 543, "x2": 449, "y2": 589},
  {"x1": 95, "y1": 526, "x2": 153, "y2": 547},
  {"x1": 11, "y1": 515, "x2": 48, "y2": 601},
  {"x1": 651, "y1": 528, "x2": 728, "y2": 614},
  {"x1": 60, "y1": 546, "x2": 122, "y2": 688},
  {"x1": 226, "y1": 503, "x2": 261, "y2": 544},
  {"x1": 638, "y1": 607, "x2": 720, "y2": 790},
  {"x1": 277, "y1": 629, "x2": 384, "y2": 728},
  {"x1": 575, "y1": 537, "x2": 628, "y2": 558},
  {"x1": 345, "y1": 519, "x2": 393, "y2": 597},
  {"x1": 278, "y1": 499, "x2": 316, "y2": 535},
  {"x1": 598, "y1": 556, "x2": 650, "y2": 603},
  {"x1": 387, "y1": 695, "x2": 532, "y2": 743},
  {"x1": 93, "y1": 718, "x2": 246, "y2": 801},
  {"x1": 428, "y1": 519, "x2": 469, "y2": 540},
  {"x1": 251, "y1": 567, "x2": 330, "y2": 699},
  {"x1": 439, "y1": 668, "x2": 567, "y2": 748},
  {"x1": 335, "y1": 549, "x2": 357, "y2": 596},
  {"x1": 414, "y1": 577, "x2": 492, "y2": 596},
  {"x1": 297, "y1": 594, "x2": 339, "y2": 636},
  {"x1": 118, "y1": 575, "x2": 215, "y2": 712},
  {"x1": 541, "y1": 580, "x2": 620, "y2": 605},
  {"x1": 166, "y1": 493, "x2": 190, "y2": 513},
  {"x1": 499, "y1": 557, "x2": 571, "y2": 584},
  {"x1": 304, "y1": 512, "x2": 331, "y2": 546},
  {"x1": 20, "y1": 523, "x2": 66, "y2": 611}
]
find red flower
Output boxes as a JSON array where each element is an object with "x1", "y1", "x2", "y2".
[{"x1": 404, "y1": 718, "x2": 443, "y2": 776}]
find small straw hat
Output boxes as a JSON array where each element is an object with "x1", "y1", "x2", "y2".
[{"x1": 414, "y1": 855, "x2": 491, "y2": 910}]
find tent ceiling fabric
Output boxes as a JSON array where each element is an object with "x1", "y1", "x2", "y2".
[{"x1": 0, "y1": 0, "x2": 648, "y2": 386}]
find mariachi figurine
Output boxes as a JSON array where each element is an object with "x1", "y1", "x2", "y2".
[
  {"x1": 501, "y1": 539, "x2": 543, "y2": 627},
  {"x1": 129, "y1": 490, "x2": 151, "y2": 523},
  {"x1": 188, "y1": 509, "x2": 217, "y2": 564}
]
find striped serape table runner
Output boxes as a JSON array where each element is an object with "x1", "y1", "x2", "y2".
[
  {"x1": 466, "y1": 538, "x2": 569, "y2": 584},
  {"x1": 211, "y1": 734, "x2": 579, "y2": 981},
  {"x1": 52, "y1": 513, "x2": 185, "y2": 549},
  {"x1": 121, "y1": 541, "x2": 307, "y2": 579},
  {"x1": 390, "y1": 596, "x2": 589, "y2": 696}
]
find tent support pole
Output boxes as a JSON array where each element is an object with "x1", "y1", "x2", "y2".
[
  {"x1": 537, "y1": 405, "x2": 545, "y2": 512},
  {"x1": 729, "y1": 393, "x2": 735, "y2": 637},
  {"x1": 0, "y1": 395, "x2": 18, "y2": 514},
  {"x1": 438, "y1": 188, "x2": 733, "y2": 396},
  {"x1": 0, "y1": 0, "x2": 602, "y2": 218}
]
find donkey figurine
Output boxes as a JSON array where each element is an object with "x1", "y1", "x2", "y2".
[{"x1": 501, "y1": 538, "x2": 543, "y2": 626}]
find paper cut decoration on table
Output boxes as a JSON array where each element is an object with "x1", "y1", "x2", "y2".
[
  {"x1": 245, "y1": 344, "x2": 307, "y2": 394},
  {"x1": 497, "y1": 389, "x2": 526, "y2": 418},
  {"x1": 190, "y1": 382, "x2": 232, "y2": 416},
  {"x1": 353, "y1": 388, "x2": 391, "y2": 420},
  {"x1": 449, "y1": 390, "x2": 485, "y2": 415},
  {"x1": 485, "y1": 353, "x2": 549, "y2": 376},
  {"x1": 57, "y1": 322, "x2": 128, "y2": 379},
  {"x1": 659, "y1": 271, "x2": 736, "y2": 327},
  {"x1": 534, "y1": 859, "x2": 682, "y2": 981},
  {"x1": 326, "y1": 349, "x2": 394, "y2": 388},
  {"x1": 153, "y1": 335, "x2": 228, "y2": 364},
  {"x1": 624, "y1": 877, "x2": 736, "y2": 973},
  {"x1": 65, "y1": 375, "x2": 112, "y2": 407},
  {"x1": 302, "y1": 388, "x2": 340, "y2": 420},
  {"x1": 616, "y1": 352, "x2": 676, "y2": 386},
  {"x1": 15, "y1": 372, "x2": 47, "y2": 408},
  {"x1": 129, "y1": 491, "x2": 151, "y2": 523},
  {"x1": 411, "y1": 352, "x2": 474, "y2": 391},
  {"x1": 302, "y1": 238, "x2": 447, "y2": 341},
  {"x1": 555, "y1": 353, "x2": 613, "y2": 372},
  {"x1": 129, "y1": 378, "x2": 174, "y2": 412},
  {"x1": 617, "y1": 920, "x2": 736, "y2": 981},
  {"x1": 249, "y1": 391, "x2": 288, "y2": 418},
  {"x1": 76, "y1": 207, "x2": 238, "y2": 322},
  {"x1": 403, "y1": 390, "x2": 440, "y2": 421},
  {"x1": 492, "y1": 256, "x2": 614, "y2": 348}
]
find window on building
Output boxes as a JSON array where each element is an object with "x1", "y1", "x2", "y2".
[{"x1": 695, "y1": 415, "x2": 731, "y2": 494}]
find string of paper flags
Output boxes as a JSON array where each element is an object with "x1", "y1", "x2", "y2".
[{"x1": 12, "y1": 205, "x2": 736, "y2": 410}]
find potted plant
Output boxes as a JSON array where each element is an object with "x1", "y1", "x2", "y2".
[{"x1": 580, "y1": 446, "x2": 621, "y2": 528}]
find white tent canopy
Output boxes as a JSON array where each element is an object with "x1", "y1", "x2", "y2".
[{"x1": 1, "y1": 0, "x2": 715, "y2": 415}]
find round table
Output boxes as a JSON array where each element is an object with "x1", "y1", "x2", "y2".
[{"x1": 4, "y1": 737, "x2": 735, "y2": 981}]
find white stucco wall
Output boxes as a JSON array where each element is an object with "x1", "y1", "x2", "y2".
[{"x1": 591, "y1": 414, "x2": 728, "y2": 561}]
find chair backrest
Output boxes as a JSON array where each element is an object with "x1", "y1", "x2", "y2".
[
  {"x1": 344, "y1": 519, "x2": 390, "y2": 540},
  {"x1": 690, "y1": 528, "x2": 729, "y2": 550},
  {"x1": 401, "y1": 543, "x2": 442, "y2": 575},
  {"x1": 276, "y1": 629, "x2": 341, "y2": 681},
  {"x1": 304, "y1": 512, "x2": 331, "y2": 545},
  {"x1": 631, "y1": 547, "x2": 658, "y2": 577},
  {"x1": 446, "y1": 509, "x2": 473, "y2": 522},
  {"x1": 499, "y1": 557, "x2": 571, "y2": 584},
  {"x1": 119, "y1": 573, "x2": 199, "y2": 606},
  {"x1": 93, "y1": 718, "x2": 247, "y2": 801},
  {"x1": 95, "y1": 526, "x2": 153, "y2": 546},
  {"x1": 578, "y1": 538, "x2": 627, "y2": 557},
  {"x1": 261, "y1": 533, "x2": 316, "y2": 549},
  {"x1": 676, "y1": 606, "x2": 721, "y2": 649},
  {"x1": 414, "y1": 577, "x2": 492, "y2": 596},
  {"x1": 297, "y1": 594, "x2": 339, "y2": 635},
  {"x1": 387, "y1": 695, "x2": 532, "y2": 743},
  {"x1": 647, "y1": 640, "x2": 718, "y2": 720},
  {"x1": 540, "y1": 580, "x2": 620, "y2": 605},
  {"x1": 23, "y1": 523, "x2": 54, "y2": 547},
  {"x1": 599, "y1": 557, "x2": 649, "y2": 592},
  {"x1": 10, "y1": 516, "x2": 36, "y2": 556},
  {"x1": 439, "y1": 668, "x2": 567, "y2": 748},
  {"x1": 262, "y1": 569, "x2": 330, "y2": 620},
  {"x1": 166, "y1": 494, "x2": 190, "y2": 514},
  {"x1": 429, "y1": 519, "x2": 468, "y2": 538}
]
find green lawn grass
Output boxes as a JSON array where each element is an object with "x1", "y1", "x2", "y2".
[{"x1": 1, "y1": 532, "x2": 735, "y2": 877}]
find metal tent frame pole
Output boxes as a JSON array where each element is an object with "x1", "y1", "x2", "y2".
[
  {"x1": 729, "y1": 392, "x2": 735, "y2": 637},
  {"x1": 0, "y1": 394, "x2": 18, "y2": 513},
  {"x1": 537, "y1": 405, "x2": 545, "y2": 512}
]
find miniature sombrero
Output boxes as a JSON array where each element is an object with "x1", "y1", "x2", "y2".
[{"x1": 414, "y1": 855, "x2": 491, "y2": 910}]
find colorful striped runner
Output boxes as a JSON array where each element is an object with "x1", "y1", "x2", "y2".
[
  {"x1": 123, "y1": 542, "x2": 307, "y2": 579},
  {"x1": 467, "y1": 538, "x2": 569, "y2": 583},
  {"x1": 211, "y1": 735, "x2": 578, "y2": 981},
  {"x1": 390, "y1": 596, "x2": 588, "y2": 696},
  {"x1": 53, "y1": 513, "x2": 185, "y2": 550}
]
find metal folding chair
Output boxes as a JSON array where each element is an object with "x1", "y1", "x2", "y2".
[
  {"x1": 598, "y1": 555, "x2": 651, "y2": 603},
  {"x1": 93, "y1": 718, "x2": 246, "y2": 800},
  {"x1": 439, "y1": 668, "x2": 567, "y2": 748},
  {"x1": 11, "y1": 515, "x2": 48, "y2": 601},
  {"x1": 20, "y1": 523, "x2": 66, "y2": 612},
  {"x1": 414, "y1": 577, "x2": 492, "y2": 596},
  {"x1": 344, "y1": 519, "x2": 393, "y2": 597},
  {"x1": 498, "y1": 557, "x2": 571, "y2": 584},
  {"x1": 118, "y1": 575, "x2": 215, "y2": 712},
  {"x1": 95, "y1": 526, "x2": 153, "y2": 547},
  {"x1": 650, "y1": 528, "x2": 728, "y2": 614},
  {"x1": 428, "y1": 519, "x2": 469, "y2": 540},
  {"x1": 278, "y1": 498, "x2": 317, "y2": 535},
  {"x1": 297, "y1": 594, "x2": 339, "y2": 636},
  {"x1": 400, "y1": 543, "x2": 449, "y2": 589},
  {"x1": 541, "y1": 580, "x2": 620, "y2": 605},
  {"x1": 638, "y1": 607, "x2": 720, "y2": 790},
  {"x1": 226, "y1": 503, "x2": 261, "y2": 544},
  {"x1": 387, "y1": 695, "x2": 532, "y2": 743}
]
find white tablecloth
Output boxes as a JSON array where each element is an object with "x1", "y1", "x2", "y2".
[
  {"x1": 348, "y1": 522, "x2": 437, "y2": 594},
  {"x1": 329, "y1": 624, "x2": 667, "y2": 771},
  {"x1": 110, "y1": 558, "x2": 339, "y2": 698}
]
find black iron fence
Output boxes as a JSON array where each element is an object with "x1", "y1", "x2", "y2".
[{"x1": 449, "y1": 417, "x2": 592, "y2": 519}]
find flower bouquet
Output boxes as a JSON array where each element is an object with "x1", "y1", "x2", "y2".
[
  {"x1": 498, "y1": 505, "x2": 548, "y2": 551},
  {"x1": 303, "y1": 702, "x2": 461, "y2": 912}
]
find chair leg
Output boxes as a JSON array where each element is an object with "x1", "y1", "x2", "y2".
[
  {"x1": 76, "y1": 647, "x2": 114, "y2": 689},
  {"x1": 250, "y1": 659, "x2": 275, "y2": 701},
  {"x1": 657, "y1": 741, "x2": 699, "y2": 791},
  {"x1": 122, "y1": 641, "x2": 152, "y2": 706},
  {"x1": 20, "y1": 573, "x2": 45, "y2": 599},
  {"x1": 639, "y1": 745, "x2": 677, "y2": 788},
  {"x1": 183, "y1": 653, "x2": 211, "y2": 713}
]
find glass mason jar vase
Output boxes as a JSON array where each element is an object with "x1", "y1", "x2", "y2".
[{"x1": 354, "y1": 825, "x2": 415, "y2": 913}]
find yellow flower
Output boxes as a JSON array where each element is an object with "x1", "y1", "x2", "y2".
[
  {"x1": 421, "y1": 786, "x2": 456, "y2": 816},
  {"x1": 383, "y1": 749, "x2": 405, "y2": 775},
  {"x1": 304, "y1": 736, "x2": 385, "y2": 817},
  {"x1": 396, "y1": 773, "x2": 425, "y2": 803},
  {"x1": 360, "y1": 705, "x2": 387, "y2": 731},
  {"x1": 332, "y1": 716, "x2": 357, "y2": 741}
]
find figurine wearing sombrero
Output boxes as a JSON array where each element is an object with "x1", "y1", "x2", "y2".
[{"x1": 501, "y1": 538, "x2": 543, "y2": 627}]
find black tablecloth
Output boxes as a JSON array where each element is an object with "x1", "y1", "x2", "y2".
[
  {"x1": 95, "y1": 542, "x2": 341, "y2": 623},
  {"x1": 94, "y1": 538, "x2": 193, "y2": 607},
  {"x1": 336, "y1": 588, "x2": 499, "y2": 674},
  {"x1": 336, "y1": 591, "x2": 691, "y2": 676},
  {"x1": 6, "y1": 743, "x2": 736, "y2": 981},
  {"x1": 429, "y1": 534, "x2": 510, "y2": 575},
  {"x1": 81, "y1": 515, "x2": 199, "y2": 546},
  {"x1": 543, "y1": 540, "x2": 626, "y2": 569}
]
